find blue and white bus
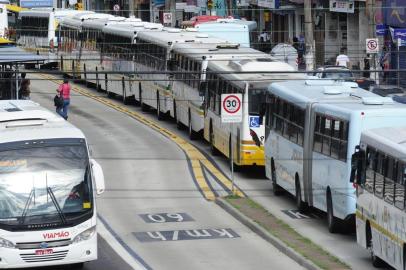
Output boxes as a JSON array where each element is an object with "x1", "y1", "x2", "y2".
[{"x1": 264, "y1": 79, "x2": 406, "y2": 232}]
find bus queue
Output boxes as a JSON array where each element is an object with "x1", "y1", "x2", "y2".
[{"x1": 11, "y1": 9, "x2": 406, "y2": 270}]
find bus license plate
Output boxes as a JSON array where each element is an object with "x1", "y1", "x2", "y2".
[{"x1": 35, "y1": 249, "x2": 53, "y2": 255}]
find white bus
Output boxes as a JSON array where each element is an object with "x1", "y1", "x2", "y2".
[
  {"x1": 0, "y1": 100, "x2": 105, "y2": 269},
  {"x1": 195, "y1": 18, "x2": 257, "y2": 48},
  {"x1": 264, "y1": 79, "x2": 406, "y2": 232},
  {"x1": 204, "y1": 57, "x2": 303, "y2": 168},
  {"x1": 58, "y1": 13, "x2": 118, "y2": 77},
  {"x1": 351, "y1": 126, "x2": 406, "y2": 270},
  {"x1": 18, "y1": 9, "x2": 93, "y2": 67}
]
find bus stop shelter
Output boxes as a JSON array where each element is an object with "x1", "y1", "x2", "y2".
[{"x1": 0, "y1": 45, "x2": 45, "y2": 99}]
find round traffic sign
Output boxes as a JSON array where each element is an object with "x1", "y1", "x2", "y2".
[
  {"x1": 222, "y1": 95, "x2": 241, "y2": 114},
  {"x1": 113, "y1": 4, "x2": 120, "y2": 11},
  {"x1": 367, "y1": 39, "x2": 377, "y2": 51}
]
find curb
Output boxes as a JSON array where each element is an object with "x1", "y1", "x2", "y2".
[{"x1": 216, "y1": 198, "x2": 322, "y2": 270}]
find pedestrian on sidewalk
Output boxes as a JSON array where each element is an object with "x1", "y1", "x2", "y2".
[
  {"x1": 336, "y1": 48, "x2": 350, "y2": 68},
  {"x1": 56, "y1": 78, "x2": 71, "y2": 120},
  {"x1": 363, "y1": 54, "x2": 371, "y2": 78}
]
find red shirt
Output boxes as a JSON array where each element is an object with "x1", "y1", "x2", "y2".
[{"x1": 58, "y1": 83, "x2": 71, "y2": 100}]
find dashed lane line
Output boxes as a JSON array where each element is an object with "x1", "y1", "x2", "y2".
[{"x1": 38, "y1": 73, "x2": 245, "y2": 200}]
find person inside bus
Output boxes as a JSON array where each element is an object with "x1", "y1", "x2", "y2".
[{"x1": 19, "y1": 78, "x2": 31, "y2": 100}]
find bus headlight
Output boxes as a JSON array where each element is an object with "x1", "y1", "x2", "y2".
[
  {"x1": 72, "y1": 226, "x2": 96, "y2": 244},
  {"x1": 0, "y1": 237, "x2": 15, "y2": 248}
]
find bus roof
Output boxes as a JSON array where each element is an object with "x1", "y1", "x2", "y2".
[
  {"x1": 0, "y1": 100, "x2": 85, "y2": 143},
  {"x1": 61, "y1": 13, "x2": 115, "y2": 28},
  {"x1": 172, "y1": 42, "x2": 266, "y2": 63},
  {"x1": 19, "y1": 9, "x2": 92, "y2": 18},
  {"x1": 361, "y1": 126, "x2": 406, "y2": 161},
  {"x1": 102, "y1": 22, "x2": 163, "y2": 39},
  {"x1": 208, "y1": 57, "x2": 303, "y2": 89},
  {"x1": 197, "y1": 19, "x2": 257, "y2": 31},
  {"x1": 137, "y1": 28, "x2": 225, "y2": 48},
  {"x1": 269, "y1": 80, "x2": 406, "y2": 111}
]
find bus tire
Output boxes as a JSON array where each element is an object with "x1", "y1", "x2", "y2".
[
  {"x1": 175, "y1": 102, "x2": 183, "y2": 129},
  {"x1": 188, "y1": 110, "x2": 198, "y2": 140},
  {"x1": 229, "y1": 135, "x2": 241, "y2": 172},
  {"x1": 156, "y1": 92, "x2": 164, "y2": 120},
  {"x1": 366, "y1": 222, "x2": 384, "y2": 267},
  {"x1": 271, "y1": 159, "x2": 282, "y2": 196},
  {"x1": 327, "y1": 189, "x2": 340, "y2": 233},
  {"x1": 210, "y1": 121, "x2": 219, "y2": 156},
  {"x1": 295, "y1": 175, "x2": 307, "y2": 212}
]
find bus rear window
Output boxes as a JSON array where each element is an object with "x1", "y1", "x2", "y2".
[{"x1": 249, "y1": 89, "x2": 266, "y2": 115}]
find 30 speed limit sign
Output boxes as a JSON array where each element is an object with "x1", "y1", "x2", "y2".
[{"x1": 221, "y1": 94, "x2": 242, "y2": 123}]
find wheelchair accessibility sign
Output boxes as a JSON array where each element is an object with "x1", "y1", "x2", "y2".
[{"x1": 249, "y1": 116, "x2": 260, "y2": 128}]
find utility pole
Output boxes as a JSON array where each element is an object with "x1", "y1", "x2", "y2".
[
  {"x1": 304, "y1": 0, "x2": 314, "y2": 71},
  {"x1": 367, "y1": 0, "x2": 377, "y2": 83}
]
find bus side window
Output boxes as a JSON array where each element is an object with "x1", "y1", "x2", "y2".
[
  {"x1": 365, "y1": 147, "x2": 375, "y2": 193},
  {"x1": 374, "y1": 152, "x2": 384, "y2": 198},
  {"x1": 395, "y1": 161, "x2": 405, "y2": 209},
  {"x1": 313, "y1": 115, "x2": 322, "y2": 153},
  {"x1": 384, "y1": 156, "x2": 395, "y2": 204},
  {"x1": 322, "y1": 117, "x2": 332, "y2": 156}
]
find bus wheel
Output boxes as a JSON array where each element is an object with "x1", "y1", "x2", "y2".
[
  {"x1": 188, "y1": 110, "x2": 198, "y2": 140},
  {"x1": 156, "y1": 93, "x2": 163, "y2": 120},
  {"x1": 271, "y1": 159, "x2": 282, "y2": 196},
  {"x1": 366, "y1": 223, "x2": 384, "y2": 267},
  {"x1": 327, "y1": 189, "x2": 340, "y2": 233},
  {"x1": 295, "y1": 176, "x2": 307, "y2": 212}
]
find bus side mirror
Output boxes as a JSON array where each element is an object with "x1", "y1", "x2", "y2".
[
  {"x1": 199, "y1": 81, "x2": 207, "y2": 97},
  {"x1": 350, "y1": 146, "x2": 365, "y2": 184},
  {"x1": 91, "y1": 159, "x2": 105, "y2": 195}
]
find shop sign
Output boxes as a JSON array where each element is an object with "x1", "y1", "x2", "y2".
[
  {"x1": 20, "y1": 0, "x2": 53, "y2": 7},
  {"x1": 257, "y1": 0, "x2": 279, "y2": 9},
  {"x1": 376, "y1": 24, "x2": 388, "y2": 36},
  {"x1": 236, "y1": 0, "x2": 249, "y2": 7},
  {"x1": 329, "y1": 0, "x2": 354, "y2": 13}
]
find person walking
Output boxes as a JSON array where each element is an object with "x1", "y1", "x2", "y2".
[
  {"x1": 19, "y1": 78, "x2": 31, "y2": 100},
  {"x1": 336, "y1": 48, "x2": 350, "y2": 68},
  {"x1": 380, "y1": 47, "x2": 390, "y2": 84},
  {"x1": 56, "y1": 78, "x2": 71, "y2": 120}
]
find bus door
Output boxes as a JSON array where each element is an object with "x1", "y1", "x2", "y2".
[{"x1": 302, "y1": 102, "x2": 317, "y2": 206}]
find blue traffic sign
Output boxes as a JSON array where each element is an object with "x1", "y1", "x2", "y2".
[{"x1": 249, "y1": 116, "x2": 260, "y2": 128}]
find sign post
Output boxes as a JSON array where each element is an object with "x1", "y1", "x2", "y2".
[
  {"x1": 221, "y1": 94, "x2": 242, "y2": 194},
  {"x1": 366, "y1": 38, "x2": 379, "y2": 84}
]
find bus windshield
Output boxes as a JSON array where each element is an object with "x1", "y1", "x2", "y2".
[
  {"x1": 249, "y1": 89, "x2": 266, "y2": 115},
  {"x1": 0, "y1": 143, "x2": 92, "y2": 229}
]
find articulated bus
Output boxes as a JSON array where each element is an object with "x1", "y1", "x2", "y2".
[
  {"x1": 0, "y1": 100, "x2": 105, "y2": 269},
  {"x1": 18, "y1": 9, "x2": 93, "y2": 67},
  {"x1": 264, "y1": 79, "x2": 406, "y2": 232},
  {"x1": 58, "y1": 13, "x2": 116, "y2": 77},
  {"x1": 351, "y1": 126, "x2": 406, "y2": 270},
  {"x1": 203, "y1": 58, "x2": 302, "y2": 167}
]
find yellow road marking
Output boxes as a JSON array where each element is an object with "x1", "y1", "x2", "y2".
[{"x1": 39, "y1": 73, "x2": 245, "y2": 200}]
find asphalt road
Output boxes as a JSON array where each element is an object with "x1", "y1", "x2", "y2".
[{"x1": 29, "y1": 74, "x2": 304, "y2": 270}]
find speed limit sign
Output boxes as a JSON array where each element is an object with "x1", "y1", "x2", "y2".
[{"x1": 221, "y1": 94, "x2": 242, "y2": 123}]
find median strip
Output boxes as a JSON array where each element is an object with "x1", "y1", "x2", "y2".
[{"x1": 217, "y1": 196, "x2": 350, "y2": 270}]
